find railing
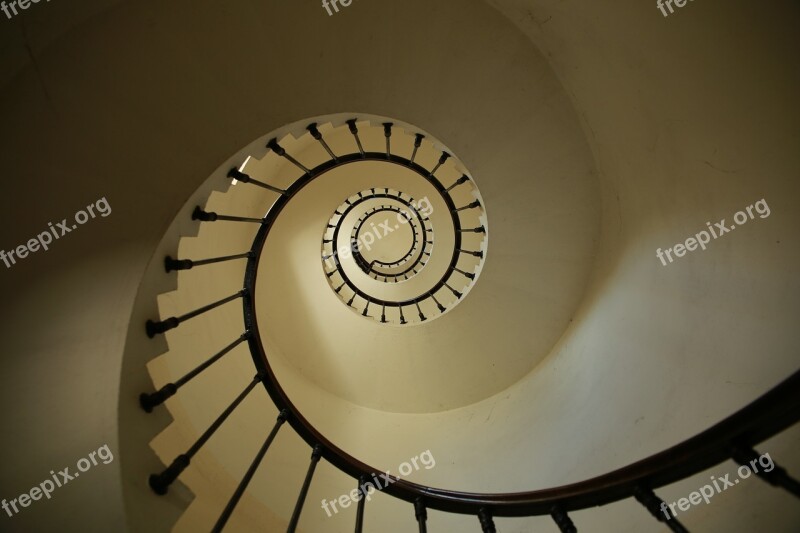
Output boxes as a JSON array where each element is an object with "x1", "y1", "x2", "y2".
[
  {"x1": 314, "y1": 122, "x2": 486, "y2": 324},
  {"x1": 141, "y1": 119, "x2": 800, "y2": 532},
  {"x1": 341, "y1": 194, "x2": 431, "y2": 283}
]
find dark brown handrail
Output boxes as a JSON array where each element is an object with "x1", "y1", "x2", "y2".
[
  {"x1": 248, "y1": 260, "x2": 800, "y2": 517},
  {"x1": 144, "y1": 121, "x2": 800, "y2": 531},
  {"x1": 240, "y1": 123, "x2": 800, "y2": 517}
]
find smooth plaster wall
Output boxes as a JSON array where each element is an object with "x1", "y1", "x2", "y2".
[
  {"x1": 0, "y1": 0, "x2": 797, "y2": 532},
  {"x1": 140, "y1": 0, "x2": 800, "y2": 531}
]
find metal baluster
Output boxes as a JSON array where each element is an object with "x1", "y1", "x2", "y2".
[
  {"x1": 453, "y1": 267, "x2": 475, "y2": 280},
  {"x1": 164, "y1": 251, "x2": 253, "y2": 272},
  {"x1": 212, "y1": 410, "x2": 288, "y2": 532},
  {"x1": 430, "y1": 152, "x2": 450, "y2": 176},
  {"x1": 454, "y1": 200, "x2": 481, "y2": 212},
  {"x1": 384, "y1": 122, "x2": 393, "y2": 157},
  {"x1": 354, "y1": 476, "x2": 367, "y2": 533},
  {"x1": 140, "y1": 332, "x2": 250, "y2": 412},
  {"x1": 414, "y1": 497, "x2": 428, "y2": 533},
  {"x1": 415, "y1": 301, "x2": 426, "y2": 321},
  {"x1": 346, "y1": 119, "x2": 365, "y2": 156},
  {"x1": 550, "y1": 504, "x2": 577, "y2": 533},
  {"x1": 458, "y1": 248, "x2": 484, "y2": 258},
  {"x1": 148, "y1": 375, "x2": 263, "y2": 495},
  {"x1": 192, "y1": 206, "x2": 264, "y2": 223},
  {"x1": 478, "y1": 508, "x2": 496, "y2": 533},
  {"x1": 267, "y1": 138, "x2": 311, "y2": 174},
  {"x1": 459, "y1": 226, "x2": 486, "y2": 234},
  {"x1": 145, "y1": 289, "x2": 246, "y2": 337},
  {"x1": 307, "y1": 123, "x2": 338, "y2": 162},
  {"x1": 634, "y1": 486, "x2": 690, "y2": 533},
  {"x1": 227, "y1": 168, "x2": 286, "y2": 195},
  {"x1": 430, "y1": 293, "x2": 446, "y2": 312},
  {"x1": 444, "y1": 282, "x2": 462, "y2": 298},
  {"x1": 287, "y1": 446, "x2": 323, "y2": 533},
  {"x1": 447, "y1": 175, "x2": 470, "y2": 192},
  {"x1": 410, "y1": 134, "x2": 424, "y2": 163},
  {"x1": 730, "y1": 445, "x2": 800, "y2": 497}
]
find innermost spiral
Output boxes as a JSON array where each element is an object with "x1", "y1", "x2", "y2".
[{"x1": 357, "y1": 209, "x2": 415, "y2": 267}]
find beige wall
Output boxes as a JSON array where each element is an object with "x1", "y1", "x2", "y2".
[{"x1": 0, "y1": 0, "x2": 797, "y2": 532}]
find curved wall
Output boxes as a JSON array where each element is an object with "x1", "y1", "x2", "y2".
[{"x1": 0, "y1": 0, "x2": 797, "y2": 532}]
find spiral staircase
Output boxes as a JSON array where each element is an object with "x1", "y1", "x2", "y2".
[
  {"x1": 2, "y1": 1, "x2": 799, "y2": 533},
  {"x1": 137, "y1": 116, "x2": 800, "y2": 532}
]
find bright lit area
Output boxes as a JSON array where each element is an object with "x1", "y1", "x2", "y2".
[{"x1": 0, "y1": 1, "x2": 798, "y2": 532}]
